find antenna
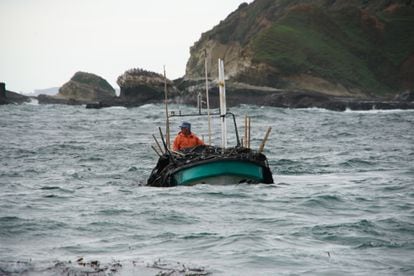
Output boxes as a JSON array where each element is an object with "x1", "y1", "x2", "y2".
[{"x1": 218, "y1": 58, "x2": 227, "y2": 149}]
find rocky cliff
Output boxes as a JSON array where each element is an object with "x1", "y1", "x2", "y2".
[
  {"x1": 38, "y1": 72, "x2": 115, "y2": 105},
  {"x1": 185, "y1": 0, "x2": 414, "y2": 99}
]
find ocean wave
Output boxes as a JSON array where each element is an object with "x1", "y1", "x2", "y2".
[
  {"x1": 344, "y1": 108, "x2": 414, "y2": 114},
  {"x1": 301, "y1": 194, "x2": 344, "y2": 208},
  {"x1": 339, "y1": 158, "x2": 375, "y2": 168},
  {"x1": 0, "y1": 216, "x2": 67, "y2": 237},
  {"x1": 1, "y1": 103, "x2": 413, "y2": 275}
]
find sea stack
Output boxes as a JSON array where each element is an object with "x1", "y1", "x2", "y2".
[
  {"x1": 38, "y1": 71, "x2": 116, "y2": 105},
  {"x1": 0, "y1": 82, "x2": 9, "y2": 104},
  {"x1": 116, "y1": 68, "x2": 180, "y2": 106}
]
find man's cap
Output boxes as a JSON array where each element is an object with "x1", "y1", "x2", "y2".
[{"x1": 179, "y1": 121, "x2": 191, "y2": 130}]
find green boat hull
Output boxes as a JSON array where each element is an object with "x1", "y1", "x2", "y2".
[{"x1": 173, "y1": 160, "x2": 265, "y2": 185}]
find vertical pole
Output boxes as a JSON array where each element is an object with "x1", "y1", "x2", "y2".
[
  {"x1": 248, "y1": 117, "x2": 251, "y2": 149},
  {"x1": 205, "y1": 50, "x2": 212, "y2": 145},
  {"x1": 197, "y1": 92, "x2": 202, "y2": 114},
  {"x1": 164, "y1": 66, "x2": 170, "y2": 149},
  {"x1": 258, "y1": 127, "x2": 272, "y2": 153},
  {"x1": 218, "y1": 58, "x2": 227, "y2": 150},
  {"x1": 152, "y1": 134, "x2": 165, "y2": 154},
  {"x1": 244, "y1": 115, "x2": 248, "y2": 148}
]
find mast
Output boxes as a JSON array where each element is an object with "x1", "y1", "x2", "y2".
[
  {"x1": 218, "y1": 58, "x2": 227, "y2": 149},
  {"x1": 205, "y1": 50, "x2": 212, "y2": 145},
  {"x1": 163, "y1": 66, "x2": 170, "y2": 149}
]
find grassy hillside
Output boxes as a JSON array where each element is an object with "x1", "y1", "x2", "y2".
[
  {"x1": 72, "y1": 71, "x2": 115, "y2": 93},
  {"x1": 251, "y1": 4, "x2": 414, "y2": 95},
  {"x1": 191, "y1": 0, "x2": 414, "y2": 97},
  {"x1": 252, "y1": 6, "x2": 383, "y2": 94}
]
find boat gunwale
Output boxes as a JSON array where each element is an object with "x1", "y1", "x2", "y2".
[
  {"x1": 170, "y1": 155, "x2": 268, "y2": 174},
  {"x1": 171, "y1": 158, "x2": 266, "y2": 185}
]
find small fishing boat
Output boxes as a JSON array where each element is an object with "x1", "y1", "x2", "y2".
[
  {"x1": 146, "y1": 59, "x2": 274, "y2": 187},
  {"x1": 147, "y1": 138, "x2": 274, "y2": 187}
]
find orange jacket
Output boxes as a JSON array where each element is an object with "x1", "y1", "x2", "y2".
[{"x1": 173, "y1": 131, "x2": 204, "y2": 151}]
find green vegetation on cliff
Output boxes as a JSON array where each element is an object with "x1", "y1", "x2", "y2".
[
  {"x1": 251, "y1": 3, "x2": 414, "y2": 95},
  {"x1": 71, "y1": 71, "x2": 115, "y2": 93},
  {"x1": 252, "y1": 6, "x2": 387, "y2": 93},
  {"x1": 188, "y1": 0, "x2": 414, "y2": 97}
]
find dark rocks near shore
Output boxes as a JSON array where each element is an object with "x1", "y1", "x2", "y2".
[
  {"x1": 0, "y1": 82, "x2": 6, "y2": 105},
  {"x1": 2, "y1": 77, "x2": 413, "y2": 111},
  {"x1": 0, "y1": 82, "x2": 31, "y2": 105},
  {"x1": 394, "y1": 90, "x2": 414, "y2": 102},
  {"x1": 175, "y1": 79, "x2": 414, "y2": 112},
  {"x1": 87, "y1": 68, "x2": 180, "y2": 109},
  {"x1": 86, "y1": 77, "x2": 414, "y2": 111},
  {"x1": 263, "y1": 90, "x2": 414, "y2": 111}
]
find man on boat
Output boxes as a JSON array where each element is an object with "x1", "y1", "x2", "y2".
[{"x1": 173, "y1": 121, "x2": 204, "y2": 151}]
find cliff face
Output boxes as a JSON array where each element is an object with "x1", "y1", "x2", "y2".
[{"x1": 185, "y1": 0, "x2": 414, "y2": 98}]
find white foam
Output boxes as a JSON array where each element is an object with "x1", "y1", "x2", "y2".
[
  {"x1": 105, "y1": 106, "x2": 127, "y2": 110},
  {"x1": 25, "y1": 98, "x2": 39, "y2": 105},
  {"x1": 344, "y1": 108, "x2": 413, "y2": 114}
]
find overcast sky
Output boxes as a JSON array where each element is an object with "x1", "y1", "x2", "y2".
[{"x1": 0, "y1": 0, "x2": 252, "y2": 93}]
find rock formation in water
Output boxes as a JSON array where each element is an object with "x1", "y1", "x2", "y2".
[
  {"x1": 116, "y1": 68, "x2": 179, "y2": 105},
  {"x1": 0, "y1": 82, "x2": 31, "y2": 105},
  {"x1": 0, "y1": 82, "x2": 7, "y2": 105},
  {"x1": 181, "y1": 0, "x2": 414, "y2": 110},
  {"x1": 38, "y1": 72, "x2": 116, "y2": 105},
  {"x1": 85, "y1": 68, "x2": 180, "y2": 108}
]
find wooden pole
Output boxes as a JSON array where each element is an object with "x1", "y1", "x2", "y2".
[
  {"x1": 159, "y1": 127, "x2": 168, "y2": 153},
  {"x1": 159, "y1": 127, "x2": 176, "y2": 165},
  {"x1": 164, "y1": 66, "x2": 170, "y2": 149},
  {"x1": 247, "y1": 117, "x2": 251, "y2": 149},
  {"x1": 197, "y1": 92, "x2": 202, "y2": 114},
  {"x1": 205, "y1": 50, "x2": 212, "y2": 145},
  {"x1": 258, "y1": 127, "x2": 272, "y2": 153},
  {"x1": 152, "y1": 134, "x2": 165, "y2": 154},
  {"x1": 151, "y1": 145, "x2": 162, "y2": 157},
  {"x1": 244, "y1": 115, "x2": 248, "y2": 148}
]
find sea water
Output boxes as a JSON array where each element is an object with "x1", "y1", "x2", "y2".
[{"x1": 0, "y1": 103, "x2": 413, "y2": 275}]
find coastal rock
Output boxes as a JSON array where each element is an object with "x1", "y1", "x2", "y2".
[
  {"x1": 176, "y1": 79, "x2": 414, "y2": 111},
  {"x1": 85, "y1": 68, "x2": 181, "y2": 108},
  {"x1": 0, "y1": 82, "x2": 31, "y2": 105},
  {"x1": 116, "y1": 68, "x2": 180, "y2": 106},
  {"x1": 0, "y1": 82, "x2": 7, "y2": 105},
  {"x1": 38, "y1": 71, "x2": 115, "y2": 105},
  {"x1": 393, "y1": 90, "x2": 414, "y2": 102}
]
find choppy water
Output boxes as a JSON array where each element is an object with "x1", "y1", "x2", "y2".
[{"x1": 0, "y1": 103, "x2": 413, "y2": 275}]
